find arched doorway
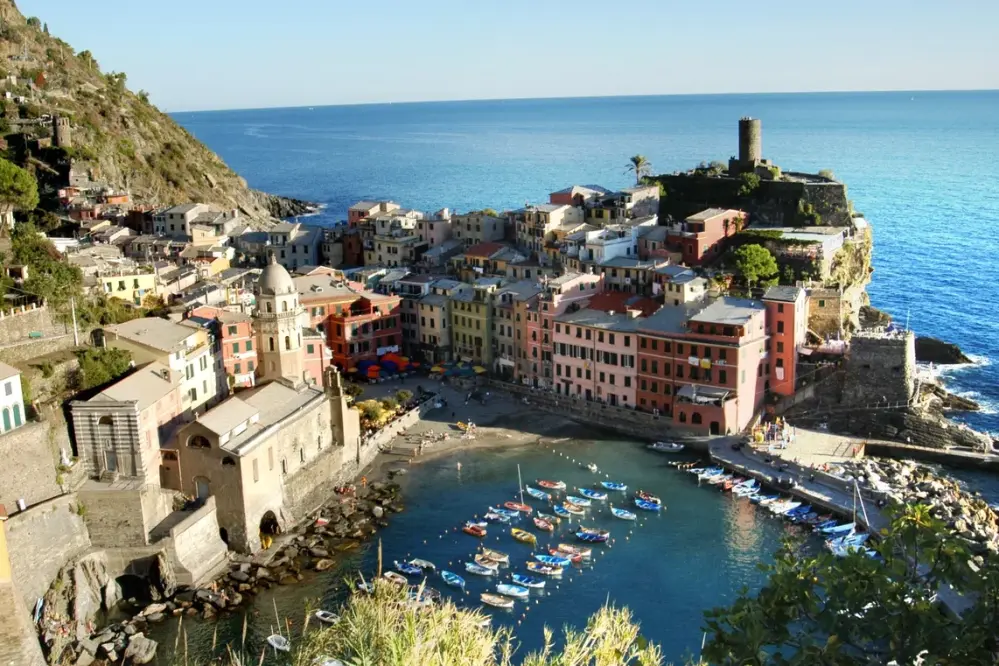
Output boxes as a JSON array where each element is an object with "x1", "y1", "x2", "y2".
[
  {"x1": 98, "y1": 415, "x2": 117, "y2": 472},
  {"x1": 259, "y1": 511, "x2": 280, "y2": 550},
  {"x1": 1, "y1": 407, "x2": 9, "y2": 431},
  {"x1": 194, "y1": 476, "x2": 211, "y2": 501},
  {"x1": 691, "y1": 413, "x2": 703, "y2": 425},
  {"x1": 13, "y1": 404, "x2": 21, "y2": 427},
  {"x1": 710, "y1": 421, "x2": 721, "y2": 435}
]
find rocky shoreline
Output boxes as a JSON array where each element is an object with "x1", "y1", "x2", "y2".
[
  {"x1": 259, "y1": 192, "x2": 321, "y2": 220},
  {"x1": 840, "y1": 458, "x2": 998, "y2": 554}
]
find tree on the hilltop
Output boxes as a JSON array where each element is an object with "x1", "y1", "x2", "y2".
[
  {"x1": 478, "y1": 208, "x2": 499, "y2": 217},
  {"x1": 702, "y1": 503, "x2": 999, "y2": 665},
  {"x1": 77, "y1": 50, "x2": 98, "y2": 71},
  {"x1": 626, "y1": 155, "x2": 652, "y2": 185},
  {"x1": 26, "y1": 17, "x2": 41, "y2": 28},
  {"x1": 137, "y1": 89, "x2": 150, "y2": 104},
  {"x1": 0, "y1": 158, "x2": 39, "y2": 218},
  {"x1": 732, "y1": 244, "x2": 778, "y2": 288},
  {"x1": 737, "y1": 171, "x2": 761, "y2": 197},
  {"x1": 43, "y1": 23, "x2": 49, "y2": 35}
]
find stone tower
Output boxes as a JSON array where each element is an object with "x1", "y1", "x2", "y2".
[
  {"x1": 738, "y1": 117, "x2": 761, "y2": 166},
  {"x1": 255, "y1": 254, "x2": 307, "y2": 386},
  {"x1": 53, "y1": 116, "x2": 71, "y2": 148}
]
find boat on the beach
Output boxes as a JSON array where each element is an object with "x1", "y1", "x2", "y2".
[
  {"x1": 555, "y1": 543, "x2": 592, "y2": 559},
  {"x1": 474, "y1": 553, "x2": 501, "y2": 570},
  {"x1": 496, "y1": 583, "x2": 530, "y2": 599},
  {"x1": 490, "y1": 506, "x2": 521, "y2": 519},
  {"x1": 408, "y1": 558, "x2": 436, "y2": 572},
  {"x1": 576, "y1": 531, "x2": 609, "y2": 543},
  {"x1": 561, "y1": 501, "x2": 585, "y2": 515},
  {"x1": 504, "y1": 501, "x2": 533, "y2": 514},
  {"x1": 565, "y1": 495, "x2": 592, "y2": 507},
  {"x1": 537, "y1": 511, "x2": 561, "y2": 524},
  {"x1": 465, "y1": 561, "x2": 497, "y2": 576},
  {"x1": 534, "y1": 553, "x2": 572, "y2": 567},
  {"x1": 383, "y1": 572, "x2": 408, "y2": 586},
  {"x1": 537, "y1": 479, "x2": 566, "y2": 490},
  {"x1": 267, "y1": 635, "x2": 290, "y2": 652},
  {"x1": 635, "y1": 490, "x2": 661, "y2": 505},
  {"x1": 511, "y1": 528, "x2": 537, "y2": 544},
  {"x1": 533, "y1": 516, "x2": 554, "y2": 532},
  {"x1": 526, "y1": 561, "x2": 563, "y2": 576},
  {"x1": 480, "y1": 593, "x2": 515, "y2": 609},
  {"x1": 314, "y1": 610, "x2": 339, "y2": 625},
  {"x1": 480, "y1": 547, "x2": 510, "y2": 563},
  {"x1": 552, "y1": 505, "x2": 572, "y2": 519},
  {"x1": 394, "y1": 560, "x2": 423, "y2": 576},
  {"x1": 463, "y1": 524, "x2": 487, "y2": 538},
  {"x1": 525, "y1": 486, "x2": 550, "y2": 501},
  {"x1": 441, "y1": 570, "x2": 466, "y2": 589},
  {"x1": 585, "y1": 463, "x2": 599, "y2": 473},
  {"x1": 611, "y1": 507, "x2": 637, "y2": 521},
  {"x1": 577, "y1": 488, "x2": 607, "y2": 501},
  {"x1": 634, "y1": 498, "x2": 662, "y2": 512},
  {"x1": 484, "y1": 512, "x2": 510, "y2": 523},
  {"x1": 648, "y1": 441, "x2": 685, "y2": 453},
  {"x1": 512, "y1": 573, "x2": 545, "y2": 588},
  {"x1": 601, "y1": 481, "x2": 627, "y2": 491}
]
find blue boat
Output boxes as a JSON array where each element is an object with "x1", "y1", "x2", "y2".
[
  {"x1": 601, "y1": 481, "x2": 627, "y2": 491},
  {"x1": 534, "y1": 554, "x2": 572, "y2": 567},
  {"x1": 496, "y1": 583, "x2": 530, "y2": 599},
  {"x1": 751, "y1": 494, "x2": 779, "y2": 504},
  {"x1": 634, "y1": 498, "x2": 662, "y2": 512},
  {"x1": 484, "y1": 511, "x2": 510, "y2": 523},
  {"x1": 441, "y1": 571, "x2": 465, "y2": 589},
  {"x1": 511, "y1": 573, "x2": 545, "y2": 589},
  {"x1": 552, "y1": 505, "x2": 571, "y2": 518},
  {"x1": 464, "y1": 561, "x2": 497, "y2": 576},
  {"x1": 394, "y1": 561, "x2": 423, "y2": 576},
  {"x1": 525, "y1": 486, "x2": 550, "y2": 501},
  {"x1": 576, "y1": 531, "x2": 609, "y2": 543},
  {"x1": 813, "y1": 519, "x2": 838, "y2": 531},
  {"x1": 490, "y1": 506, "x2": 520, "y2": 519},
  {"x1": 578, "y1": 488, "x2": 607, "y2": 501},
  {"x1": 565, "y1": 495, "x2": 592, "y2": 507},
  {"x1": 611, "y1": 507, "x2": 637, "y2": 521}
]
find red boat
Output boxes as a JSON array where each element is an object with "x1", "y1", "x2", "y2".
[
  {"x1": 722, "y1": 477, "x2": 745, "y2": 492},
  {"x1": 636, "y1": 491, "x2": 662, "y2": 505},
  {"x1": 537, "y1": 480, "x2": 566, "y2": 491},
  {"x1": 504, "y1": 501, "x2": 533, "y2": 514},
  {"x1": 463, "y1": 524, "x2": 487, "y2": 538},
  {"x1": 533, "y1": 517, "x2": 554, "y2": 532},
  {"x1": 549, "y1": 547, "x2": 582, "y2": 563}
]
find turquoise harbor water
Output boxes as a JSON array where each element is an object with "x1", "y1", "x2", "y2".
[
  {"x1": 174, "y1": 91, "x2": 999, "y2": 436},
  {"x1": 148, "y1": 438, "x2": 790, "y2": 662}
]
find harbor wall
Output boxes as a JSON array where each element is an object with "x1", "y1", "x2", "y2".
[{"x1": 0, "y1": 417, "x2": 69, "y2": 512}]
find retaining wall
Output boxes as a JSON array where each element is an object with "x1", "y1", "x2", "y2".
[
  {"x1": 0, "y1": 303, "x2": 69, "y2": 346},
  {"x1": 167, "y1": 497, "x2": 229, "y2": 587},
  {"x1": 0, "y1": 417, "x2": 69, "y2": 511}
]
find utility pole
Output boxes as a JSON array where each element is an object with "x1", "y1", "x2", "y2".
[{"x1": 70, "y1": 296, "x2": 79, "y2": 346}]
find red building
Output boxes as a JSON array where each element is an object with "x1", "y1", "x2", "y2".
[
  {"x1": 188, "y1": 306, "x2": 258, "y2": 388},
  {"x1": 667, "y1": 208, "x2": 745, "y2": 266},
  {"x1": 762, "y1": 285, "x2": 808, "y2": 396}
]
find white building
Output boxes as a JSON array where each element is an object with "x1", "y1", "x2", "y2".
[{"x1": 0, "y1": 361, "x2": 25, "y2": 433}]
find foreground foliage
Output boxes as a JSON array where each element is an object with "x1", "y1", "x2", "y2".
[{"x1": 702, "y1": 504, "x2": 999, "y2": 665}]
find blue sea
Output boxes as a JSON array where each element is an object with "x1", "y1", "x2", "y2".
[{"x1": 175, "y1": 91, "x2": 999, "y2": 436}]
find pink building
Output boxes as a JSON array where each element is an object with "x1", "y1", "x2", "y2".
[
  {"x1": 762, "y1": 285, "x2": 808, "y2": 396},
  {"x1": 666, "y1": 208, "x2": 745, "y2": 266},
  {"x1": 302, "y1": 328, "x2": 334, "y2": 385},
  {"x1": 552, "y1": 308, "x2": 641, "y2": 406},
  {"x1": 418, "y1": 216, "x2": 452, "y2": 248},
  {"x1": 347, "y1": 200, "x2": 400, "y2": 227},
  {"x1": 188, "y1": 306, "x2": 257, "y2": 389},
  {"x1": 549, "y1": 185, "x2": 609, "y2": 207}
]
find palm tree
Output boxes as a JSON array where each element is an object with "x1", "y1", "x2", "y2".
[{"x1": 626, "y1": 155, "x2": 652, "y2": 185}]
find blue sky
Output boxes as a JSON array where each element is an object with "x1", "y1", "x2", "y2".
[{"x1": 18, "y1": 0, "x2": 999, "y2": 112}]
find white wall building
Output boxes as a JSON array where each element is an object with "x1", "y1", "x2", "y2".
[{"x1": 0, "y1": 362, "x2": 25, "y2": 433}]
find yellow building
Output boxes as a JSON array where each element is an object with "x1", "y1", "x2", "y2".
[
  {"x1": 449, "y1": 278, "x2": 501, "y2": 363},
  {"x1": 101, "y1": 270, "x2": 158, "y2": 306}
]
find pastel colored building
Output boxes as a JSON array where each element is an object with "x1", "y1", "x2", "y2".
[
  {"x1": 189, "y1": 306, "x2": 258, "y2": 389},
  {"x1": 665, "y1": 208, "x2": 745, "y2": 266},
  {"x1": 418, "y1": 210, "x2": 453, "y2": 248},
  {"x1": 549, "y1": 185, "x2": 610, "y2": 207},
  {"x1": 0, "y1": 362, "x2": 25, "y2": 434},
  {"x1": 763, "y1": 285, "x2": 809, "y2": 396},
  {"x1": 451, "y1": 212, "x2": 507, "y2": 247},
  {"x1": 100, "y1": 269, "x2": 158, "y2": 306},
  {"x1": 653, "y1": 265, "x2": 709, "y2": 306},
  {"x1": 416, "y1": 279, "x2": 470, "y2": 364},
  {"x1": 450, "y1": 278, "x2": 501, "y2": 363},
  {"x1": 552, "y1": 308, "x2": 640, "y2": 406},
  {"x1": 348, "y1": 200, "x2": 400, "y2": 227},
  {"x1": 511, "y1": 204, "x2": 580, "y2": 254}
]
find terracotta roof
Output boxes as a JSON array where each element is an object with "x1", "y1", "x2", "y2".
[
  {"x1": 464, "y1": 242, "x2": 506, "y2": 259},
  {"x1": 585, "y1": 292, "x2": 659, "y2": 317}
]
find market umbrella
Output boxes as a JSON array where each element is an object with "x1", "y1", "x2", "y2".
[
  {"x1": 430, "y1": 365, "x2": 444, "y2": 373},
  {"x1": 473, "y1": 366, "x2": 487, "y2": 374}
]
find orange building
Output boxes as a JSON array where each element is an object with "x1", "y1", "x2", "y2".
[
  {"x1": 666, "y1": 208, "x2": 745, "y2": 266},
  {"x1": 188, "y1": 306, "x2": 258, "y2": 388},
  {"x1": 762, "y1": 285, "x2": 808, "y2": 396}
]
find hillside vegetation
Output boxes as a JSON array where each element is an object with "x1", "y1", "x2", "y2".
[{"x1": 0, "y1": 0, "x2": 300, "y2": 223}]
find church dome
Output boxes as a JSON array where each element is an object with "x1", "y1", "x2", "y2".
[{"x1": 258, "y1": 254, "x2": 295, "y2": 295}]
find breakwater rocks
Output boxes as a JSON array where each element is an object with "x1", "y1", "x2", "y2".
[
  {"x1": 842, "y1": 458, "x2": 998, "y2": 553},
  {"x1": 260, "y1": 192, "x2": 320, "y2": 220},
  {"x1": 915, "y1": 336, "x2": 972, "y2": 365}
]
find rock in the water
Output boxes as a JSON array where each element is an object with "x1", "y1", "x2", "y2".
[
  {"x1": 140, "y1": 603, "x2": 167, "y2": 617},
  {"x1": 309, "y1": 547, "x2": 329, "y2": 558},
  {"x1": 123, "y1": 633, "x2": 158, "y2": 664},
  {"x1": 314, "y1": 559, "x2": 335, "y2": 572},
  {"x1": 372, "y1": 505, "x2": 385, "y2": 519},
  {"x1": 915, "y1": 336, "x2": 972, "y2": 365},
  {"x1": 145, "y1": 612, "x2": 166, "y2": 623},
  {"x1": 229, "y1": 570, "x2": 250, "y2": 583}
]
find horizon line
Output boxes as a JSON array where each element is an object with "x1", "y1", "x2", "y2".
[{"x1": 167, "y1": 87, "x2": 999, "y2": 115}]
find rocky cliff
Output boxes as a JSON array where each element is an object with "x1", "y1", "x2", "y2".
[{"x1": 0, "y1": 1, "x2": 308, "y2": 224}]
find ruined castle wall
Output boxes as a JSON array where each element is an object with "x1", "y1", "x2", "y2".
[{"x1": 842, "y1": 331, "x2": 916, "y2": 407}]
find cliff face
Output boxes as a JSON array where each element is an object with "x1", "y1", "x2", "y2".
[{"x1": 0, "y1": 1, "x2": 307, "y2": 223}]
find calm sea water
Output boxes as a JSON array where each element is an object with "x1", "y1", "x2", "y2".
[
  {"x1": 147, "y1": 439, "x2": 790, "y2": 662},
  {"x1": 174, "y1": 91, "x2": 999, "y2": 435}
]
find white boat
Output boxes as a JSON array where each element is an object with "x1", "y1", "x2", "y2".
[
  {"x1": 586, "y1": 463, "x2": 599, "y2": 473},
  {"x1": 648, "y1": 441, "x2": 685, "y2": 453},
  {"x1": 818, "y1": 522, "x2": 857, "y2": 535},
  {"x1": 697, "y1": 468, "x2": 724, "y2": 480},
  {"x1": 495, "y1": 583, "x2": 530, "y2": 599},
  {"x1": 768, "y1": 501, "x2": 802, "y2": 515},
  {"x1": 732, "y1": 481, "x2": 759, "y2": 496},
  {"x1": 708, "y1": 474, "x2": 733, "y2": 485},
  {"x1": 314, "y1": 609, "x2": 339, "y2": 625},
  {"x1": 267, "y1": 635, "x2": 290, "y2": 652},
  {"x1": 826, "y1": 533, "x2": 869, "y2": 552},
  {"x1": 408, "y1": 558, "x2": 437, "y2": 572}
]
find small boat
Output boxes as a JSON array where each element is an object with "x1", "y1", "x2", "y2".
[
  {"x1": 611, "y1": 507, "x2": 637, "y2": 521},
  {"x1": 533, "y1": 516, "x2": 554, "y2": 532},
  {"x1": 552, "y1": 505, "x2": 572, "y2": 519},
  {"x1": 806, "y1": 513, "x2": 834, "y2": 525},
  {"x1": 537, "y1": 480, "x2": 566, "y2": 490},
  {"x1": 601, "y1": 481, "x2": 627, "y2": 491},
  {"x1": 525, "y1": 486, "x2": 551, "y2": 501},
  {"x1": 687, "y1": 467, "x2": 707, "y2": 475},
  {"x1": 466, "y1": 520, "x2": 488, "y2": 529},
  {"x1": 561, "y1": 501, "x2": 585, "y2": 515},
  {"x1": 722, "y1": 477, "x2": 745, "y2": 491},
  {"x1": 441, "y1": 570, "x2": 466, "y2": 589},
  {"x1": 267, "y1": 635, "x2": 290, "y2": 652},
  {"x1": 813, "y1": 519, "x2": 839, "y2": 531},
  {"x1": 465, "y1": 561, "x2": 497, "y2": 576},
  {"x1": 565, "y1": 495, "x2": 592, "y2": 507},
  {"x1": 480, "y1": 548, "x2": 510, "y2": 564},
  {"x1": 826, "y1": 532, "x2": 869, "y2": 550},
  {"x1": 511, "y1": 528, "x2": 537, "y2": 545},
  {"x1": 408, "y1": 558, "x2": 437, "y2": 572},
  {"x1": 769, "y1": 501, "x2": 802, "y2": 515},
  {"x1": 512, "y1": 573, "x2": 545, "y2": 589},
  {"x1": 463, "y1": 524, "x2": 487, "y2": 538},
  {"x1": 314, "y1": 610, "x2": 339, "y2": 625},
  {"x1": 578, "y1": 525, "x2": 610, "y2": 537},
  {"x1": 586, "y1": 463, "x2": 599, "y2": 473},
  {"x1": 496, "y1": 583, "x2": 530, "y2": 599},
  {"x1": 534, "y1": 554, "x2": 572, "y2": 567},
  {"x1": 732, "y1": 482, "x2": 760, "y2": 497},
  {"x1": 383, "y1": 572, "x2": 408, "y2": 586},
  {"x1": 490, "y1": 506, "x2": 521, "y2": 519},
  {"x1": 526, "y1": 561, "x2": 563, "y2": 576},
  {"x1": 356, "y1": 581, "x2": 375, "y2": 594},
  {"x1": 556, "y1": 543, "x2": 592, "y2": 559},
  {"x1": 394, "y1": 561, "x2": 423, "y2": 576},
  {"x1": 635, "y1": 491, "x2": 661, "y2": 505},
  {"x1": 474, "y1": 554, "x2": 501, "y2": 570},
  {"x1": 648, "y1": 441, "x2": 685, "y2": 453},
  {"x1": 537, "y1": 511, "x2": 561, "y2": 524},
  {"x1": 708, "y1": 473, "x2": 733, "y2": 486},
  {"x1": 481, "y1": 593, "x2": 515, "y2": 609},
  {"x1": 757, "y1": 495, "x2": 783, "y2": 506},
  {"x1": 819, "y1": 522, "x2": 857, "y2": 535},
  {"x1": 578, "y1": 488, "x2": 607, "y2": 501},
  {"x1": 485, "y1": 512, "x2": 510, "y2": 523},
  {"x1": 634, "y1": 498, "x2": 662, "y2": 512},
  {"x1": 504, "y1": 501, "x2": 533, "y2": 514},
  {"x1": 697, "y1": 468, "x2": 724, "y2": 480},
  {"x1": 549, "y1": 546, "x2": 582, "y2": 563},
  {"x1": 576, "y1": 531, "x2": 609, "y2": 543}
]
